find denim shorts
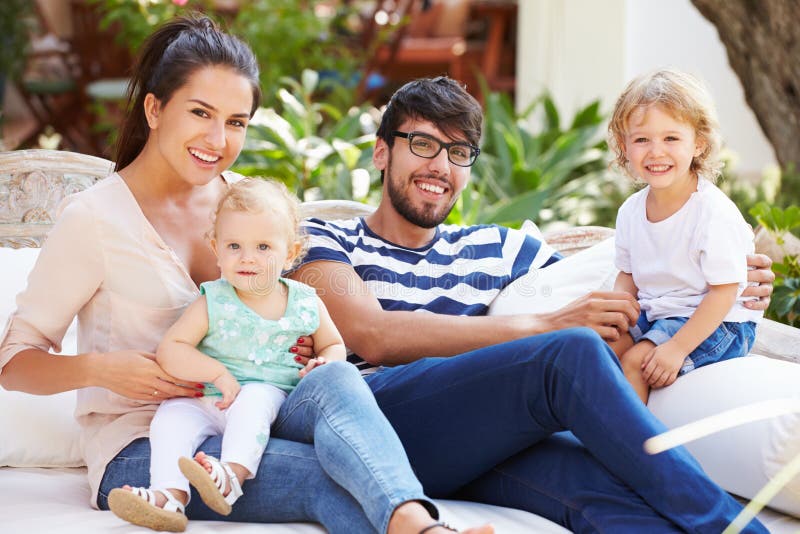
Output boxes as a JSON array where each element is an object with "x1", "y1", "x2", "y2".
[{"x1": 630, "y1": 312, "x2": 757, "y2": 376}]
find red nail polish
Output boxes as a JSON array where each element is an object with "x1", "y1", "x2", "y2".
[
  {"x1": 297, "y1": 338, "x2": 304, "y2": 344},
  {"x1": 295, "y1": 356, "x2": 302, "y2": 362},
  {"x1": 196, "y1": 383, "x2": 204, "y2": 389},
  {"x1": 290, "y1": 346, "x2": 298, "y2": 353},
  {"x1": 195, "y1": 392, "x2": 203, "y2": 397}
]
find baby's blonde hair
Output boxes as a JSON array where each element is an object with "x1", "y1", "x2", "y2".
[
  {"x1": 210, "y1": 177, "x2": 306, "y2": 265},
  {"x1": 608, "y1": 68, "x2": 723, "y2": 181}
]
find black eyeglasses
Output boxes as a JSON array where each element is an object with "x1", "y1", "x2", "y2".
[{"x1": 392, "y1": 131, "x2": 480, "y2": 167}]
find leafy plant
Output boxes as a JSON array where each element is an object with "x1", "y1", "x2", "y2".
[
  {"x1": 232, "y1": 70, "x2": 379, "y2": 202},
  {"x1": 92, "y1": 0, "x2": 365, "y2": 110},
  {"x1": 448, "y1": 86, "x2": 631, "y2": 229},
  {"x1": 230, "y1": 0, "x2": 364, "y2": 109},
  {"x1": 750, "y1": 202, "x2": 800, "y2": 326},
  {"x1": 90, "y1": 0, "x2": 204, "y2": 53},
  {"x1": 0, "y1": 0, "x2": 34, "y2": 81}
]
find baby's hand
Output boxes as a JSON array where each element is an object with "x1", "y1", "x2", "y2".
[
  {"x1": 641, "y1": 342, "x2": 687, "y2": 389},
  {"x1": 299, "y1": 357, "x2": 327, "y2": 379},
  {"x1": 213, "y1": 371, "x2": 241, "y2": 410}
]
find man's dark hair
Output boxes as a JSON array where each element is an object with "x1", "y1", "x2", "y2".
[{"x1": 376, "y1": 77, "x2": 483, "y2": 148}]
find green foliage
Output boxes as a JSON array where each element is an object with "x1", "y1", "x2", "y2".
[
  {"x1": 750, "y1": 202, "x2": 800, "y2": 327},
  {"x1": 92, "y1": 1, "x2": 364, "y2": 109},
  {"x1": 0, "y1": 0, "x2": 34, "y2": 80},
  {"x1": 232, "y1": 70, "x2": 379, "y2": 202},
  {"x1": 90, "y1": 0, "x2": 203, "y2": 53},
  {"x1": 231, "y1": 1, "x2": 364, "y2": 110},
  {"x1": 448, "y1": 88, "x2": 631, "y2": 229}
]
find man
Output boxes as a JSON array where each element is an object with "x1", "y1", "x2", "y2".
[{"x1": 290, "y1": 77, "x2": 773, "y2": 532}]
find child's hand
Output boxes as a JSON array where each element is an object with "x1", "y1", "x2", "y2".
[
  {"x1": 641, "y1": 341, "x2": 687, "y2": 389},
  {"x1": 299, "y1": 357, "x2": 327, "y2": 379},
  {"x1": 213, "y1": 371, "x2": 241, "y2": 410}
]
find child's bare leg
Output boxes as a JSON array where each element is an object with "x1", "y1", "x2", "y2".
[
  {"x1": 620, "y1": 341, "x2": 656, "y2": 404},
  {"x1": 387, "y1": 501, "x2": 494, "y2": 534},
  {"x1": 608, "y1": 331, "x2": 634, "y2": 358}
]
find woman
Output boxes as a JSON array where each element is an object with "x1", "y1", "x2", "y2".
[{"x1": 0, "y1": 15, "x2": 490, "y2": 534}]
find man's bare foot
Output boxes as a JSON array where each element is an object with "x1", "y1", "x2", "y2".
[{"x1": 387, "y1": 501, "x2": 494, "y2": 534}]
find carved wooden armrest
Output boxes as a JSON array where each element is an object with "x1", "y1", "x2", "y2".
[
  {"x1": 544, "y1": 225, "x2": 615, "y2": 256},
  {"x1": 0, "y1": 149, "x2": 113, "y2": 248}
]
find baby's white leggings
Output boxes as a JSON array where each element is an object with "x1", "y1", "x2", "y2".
[{"x1": 148, "y1": 382, "x2": 287, "y2": 493}]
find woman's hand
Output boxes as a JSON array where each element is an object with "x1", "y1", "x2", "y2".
[
  {"x1": 91, "y1": 350, "x2": 204, "y2": 401},
  {"x1": 290, "y1": 335, "x2": 315, "y2": 366},
  {"x1": 742, "y1": 253, "x2": 774, "y2": 310}
]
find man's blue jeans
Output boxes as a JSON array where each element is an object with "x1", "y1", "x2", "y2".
[
  {"x1": 98, "y1": 362, "x2": 434, "y2": 534},
  {"x1": 365, "y1": 327, "x2": 768, "y2": 534}
]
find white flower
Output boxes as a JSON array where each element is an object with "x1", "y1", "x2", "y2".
[
  {"x1": 273, "y1": 335, "x2": 288, "y2": 346},
  {"x1": 257, "y1": 332, "x2": 270, "y2": 345},
  {"x1": 278, "y1": 318, "x2": 291, "y2": 330}
]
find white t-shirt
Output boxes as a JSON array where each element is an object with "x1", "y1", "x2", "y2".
[{"x1": 615, "y1": 178, "x2": 762, "y2": 323}]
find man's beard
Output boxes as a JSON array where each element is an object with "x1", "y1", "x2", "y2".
[{"x1": 385, "y1": 156, "x2": 456, "y2": 229}]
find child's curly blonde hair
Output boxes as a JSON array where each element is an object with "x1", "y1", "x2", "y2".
[
  {"x1": 608, "y1": 68, "x2": 723, "y2": 181},
  {"x1": 210, "y1": 177, "x2": 306, "y2": 266}
]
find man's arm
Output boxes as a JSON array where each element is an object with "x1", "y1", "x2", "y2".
[{"x1": 290, "y1": 260, "x2": 639, "y2": 366}]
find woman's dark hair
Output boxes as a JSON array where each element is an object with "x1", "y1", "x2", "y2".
[
  {"x1": 114, "y1": 15, "x2": 261, "y2": 170},
  {"x1": 376, "y1": 77, "x2": 483, "y2": 148}
]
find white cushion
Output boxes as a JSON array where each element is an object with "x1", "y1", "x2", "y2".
[
  {"x1": 487, "y1": 238, "x2": 800, "y2": 517},
  {"x1": 648, "y1": 356, "x2": 800, "y2": 517},
  {"x1": 489, "y1": 236, "x2": 617, "y2": 317},
  {"x1": 0, "y1": 246, "x2": 83, "y2": 467}
]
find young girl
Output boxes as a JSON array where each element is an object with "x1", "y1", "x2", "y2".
[
  {"x1": 608, "y1": 68, "x2": 762, "y2": 403},
  {"x1": 108, "y1": 178, "x2": 344, "y2": 531}
]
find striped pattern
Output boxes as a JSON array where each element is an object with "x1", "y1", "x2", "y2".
[{"x1": 299, "y1": 217, "x2": 562, "y2": 372}]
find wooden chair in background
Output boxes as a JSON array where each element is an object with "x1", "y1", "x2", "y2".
[
  {"x1": 356, "y1": 0, "x2": 517, "y2": 104},
  {"x1": 15, "y1": 2, "x2": 93, "y2": 153}
]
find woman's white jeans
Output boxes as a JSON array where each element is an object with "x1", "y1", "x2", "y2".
[{"x1": 149, "y1": 383, "x2": 287, "y2": 493}]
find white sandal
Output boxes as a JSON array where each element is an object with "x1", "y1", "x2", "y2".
[
  {"x1": 179, "y1": 455, "x2": 243, "y2": 516},
  {"x1": 108, "y1": 486, "x2": 188, "y2": 532}
]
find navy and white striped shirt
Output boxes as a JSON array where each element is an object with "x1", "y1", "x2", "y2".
[{"x1": 298, "y1": 217, "x2": 562, "y2": 372}]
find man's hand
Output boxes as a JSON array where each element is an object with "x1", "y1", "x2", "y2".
[
  {"x1": 742, "y1": 254, "x2": 774, "y2": 310},
  {"x1": 212, "y1": 371, "x2": 241, "y2": 410},
  {"x1": 641, "y1": 341, "x2": 687, "y2": 389},
  {"x1": 545, "y1": 291, "x2": 640, "y2": 341}
]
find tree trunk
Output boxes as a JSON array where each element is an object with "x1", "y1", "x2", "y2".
[{"x1": 691, "y1": 0, "x2": 800, "y2": 171}]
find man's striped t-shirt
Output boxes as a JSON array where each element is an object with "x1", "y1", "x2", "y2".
[{"x1": 298, "y1": 217, "x2": 562, "y2": 372}]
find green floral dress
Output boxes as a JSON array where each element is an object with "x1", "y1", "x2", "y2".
[{"x1": 197, "y1": 277, "x2": 320, "y2": 395}]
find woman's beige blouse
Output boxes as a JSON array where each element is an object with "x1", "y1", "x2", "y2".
[{"x1": 0, "y1": 173, "x2": 218, "y2": 507}]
